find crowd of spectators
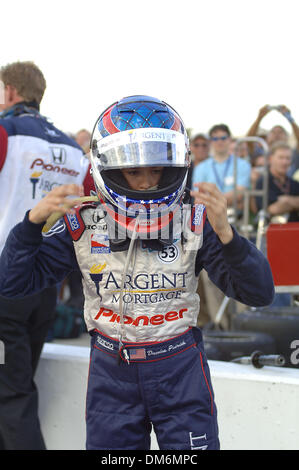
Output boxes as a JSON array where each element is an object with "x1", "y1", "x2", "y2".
[
  {"x1": 190, "y1": 105, "x2": 299, "y2": 225},
  {"x1": 189, "y1": 106, "x2": 299, "y2": 326},
  {"x1": 61, "y1": 105, "x2": 299, "y2": 228}
]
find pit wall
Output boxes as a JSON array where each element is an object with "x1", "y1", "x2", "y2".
[{"x1": 36, "y1": 343, "x2": 299, "y2": 450}]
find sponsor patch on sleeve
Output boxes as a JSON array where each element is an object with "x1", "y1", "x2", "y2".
[
  {"x1": 64, "y1": 207, "x2": 85, "y2": 241},
  {"x1": 190, "y1": 204, "x2": 206, "y2": 233},
  {"x1": 91, "y1": 233, "x2": 111, "y2": 254}
]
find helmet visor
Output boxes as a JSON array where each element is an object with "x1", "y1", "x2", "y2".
[{"x1": 92, "y1": 128, "x2": 188, "y2": 170}]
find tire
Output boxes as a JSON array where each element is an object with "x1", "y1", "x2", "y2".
[
  {"x1": 202, "y1": 331, "x2": 276, "y2": 362},
  {"x1": 232, "y1": 307, "x2": 299, "y2": 368}
]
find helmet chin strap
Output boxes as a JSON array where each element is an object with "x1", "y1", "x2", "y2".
[{"x1": 118, "y1": 216, "x2": 139, "y2": 351}]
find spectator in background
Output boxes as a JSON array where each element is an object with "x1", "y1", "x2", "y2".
[
  {"x1": 229, "y1": 137, "x2": 236, "y2": 156},
  {"x1": 230, "y1": 139, "x2": 250, "y2": 162},
  {"x1": 0, "y1": 61, "x2": 89, "y2": 450},
  {"x1": 255, "y1": 142, "x2": 299, "y2": 222},
  {"x1": 192, "y1": 124, "x2": 251, "y2": 209},
  {"x1": 192, "y1": 124, "x2": 251, "y2": 328},
  {"x1": 250, "y1": 153, "x2": 266, "y2": 191},
  {"x1": 255, "y1": 141, "x2": 298, "y2": 308},
  {"x1": 190, "y1": 133, "x2": 210, "y2": 166},
  {"x1": 247, "y1": 105, "x2": 299, "y2": 176},
  {"x1": 235, "y1": 141, "x2": 250, "y2": 163},
  {"x1": 186, "y1": 133, "x2": 210, "y2": 189},
  {"x1": 75, "y1": 128, "x2": 91, "y2": 154},
  {"x1": 75, "y1": 128, "x2": 94, "y2": 196}
]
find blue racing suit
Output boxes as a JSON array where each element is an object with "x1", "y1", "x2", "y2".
[{"x1": 0, "y1": 211, "x2": 274, "y2": 449}]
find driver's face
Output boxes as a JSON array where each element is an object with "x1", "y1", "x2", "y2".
[{"x1": 121, "y1": 167, "x2": 163, "y2": 191}]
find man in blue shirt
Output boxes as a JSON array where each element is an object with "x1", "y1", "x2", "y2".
[{"x1": 192, "y1": 124, "x2": 251, "y2": 208}]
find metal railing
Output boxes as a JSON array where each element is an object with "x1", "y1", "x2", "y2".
[
  {"x1": 232, "y1": 136, "x2": 269, "y2": 246},
  {"x1": 213, "y1": 136, "x2": 270, "y2": 327}
]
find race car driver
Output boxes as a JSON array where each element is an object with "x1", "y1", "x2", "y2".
[{"x1": 0, "y1": 95, "x2": 274, "y2": 450}]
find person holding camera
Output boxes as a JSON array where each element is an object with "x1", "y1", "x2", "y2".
[{"x1": 247, "y1": 105, "x2": 299, "y2": 176}]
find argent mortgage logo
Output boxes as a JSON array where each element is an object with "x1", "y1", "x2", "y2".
[{"x1": 0, "y1": 340, "x2": 4, "y2": 364}]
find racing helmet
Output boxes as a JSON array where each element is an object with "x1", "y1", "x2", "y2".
[{"x1": 90, "y1": 95, "x2": 190, "y2": 238}]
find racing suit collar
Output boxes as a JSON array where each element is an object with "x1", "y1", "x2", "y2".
[{"x1": 0, "y1": 100, "x2": 40, "y2": 118}]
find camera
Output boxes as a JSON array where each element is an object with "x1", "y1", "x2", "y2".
[{"x1": 267, "y1": 105, "x2": 282, "y2": 111}]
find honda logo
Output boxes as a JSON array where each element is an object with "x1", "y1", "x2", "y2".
[
  {"x1": 50, "y1": 147, "x2": 67, "y2": 165},
  {"x1": 92, "y1": 210, "x2": 106, "y2": 224}
]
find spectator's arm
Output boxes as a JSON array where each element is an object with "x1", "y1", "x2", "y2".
[
  {"x1": 278, "y1": 106, "x2": 299, "y2": 152},
  {"x1": 290, "y1": 121, "x2": 299, "y2": 152},
  {"x1": 247, "y1": 105, "x2": 271, "y2": 156},
  {"x1": 267, "y1": 195, "x2": 299, "y2": 215},
  {"x1": 247, "y1": 105, "x2": 271, "y2": 137}
]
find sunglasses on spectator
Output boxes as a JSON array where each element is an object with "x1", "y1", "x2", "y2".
[
  {"x1": 193, "y1": 143, "x2": 208, "y2": 148},
  {"x1": 211, "y1": 136, "x2": 229, "y2": 141}
]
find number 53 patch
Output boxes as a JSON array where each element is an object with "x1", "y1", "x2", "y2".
[{"x1": 157, "y1": 244, "x2": 179, "y2": 264}]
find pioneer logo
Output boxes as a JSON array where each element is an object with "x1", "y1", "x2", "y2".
[
  {"x1": 94, "y1": 307, "x2": 188, "y2": 326},
  {"x1": 30, "y1": 158, "x2": 79, "y2": 177}
]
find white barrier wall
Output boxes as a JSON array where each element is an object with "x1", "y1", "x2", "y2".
[{"x1": 36, "y1": 343, "x2": 299, "y2": 450}]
